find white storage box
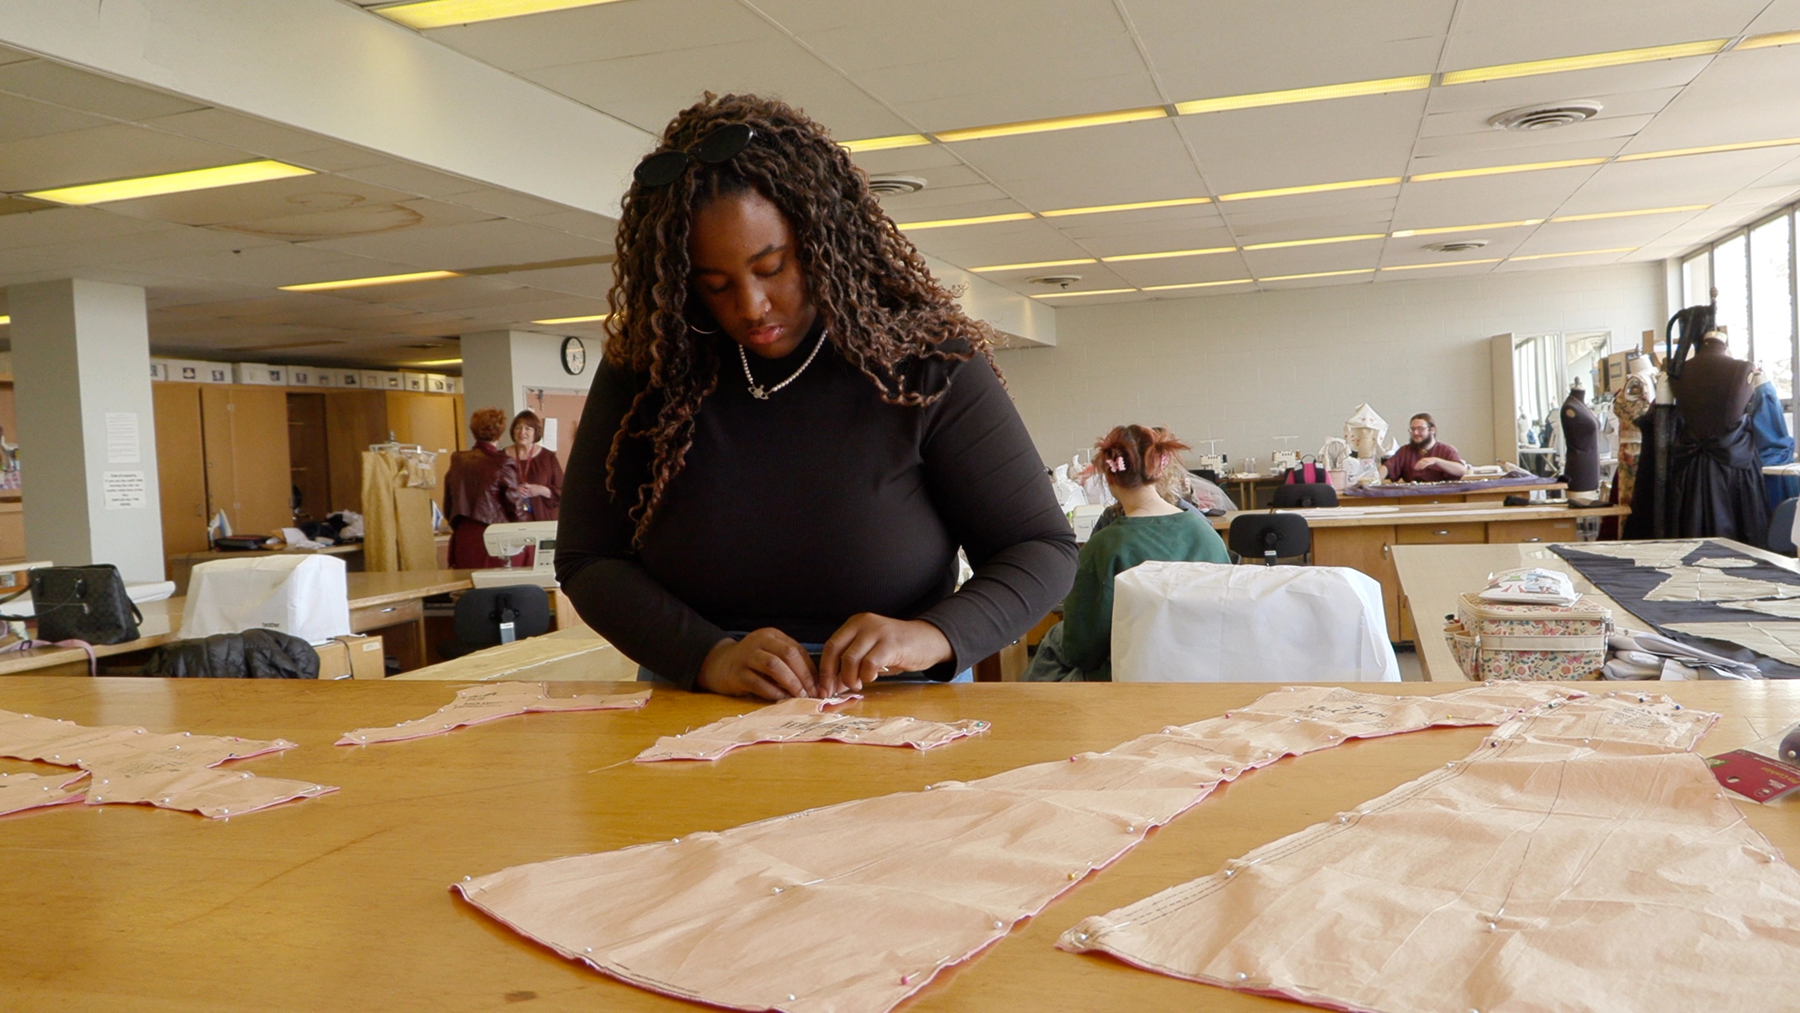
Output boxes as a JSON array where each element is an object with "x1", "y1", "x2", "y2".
[
  {"x1": 425, "y1": 373, "x2": 449, "y2": 394},
  {"x1": 178, "y1": 555, "x2": 352, "y2": 645},
  {"x1": 335, "y1": 370, "x2": 363, "y2": 389},
  {"x1": 446, "y1": 376, "x2": 460, "y2": 394},
  {"x1": 1111, "y1": 560, "x2": 1400, "y2": 683},
  {"x1": 163, "y1": 359, "x2": 229, "y2": 384},
  {"x1": 288, "y1": 367, "x2": 315, "y2": 387},
  {"x1": 149, "y1": 360, "x2": 170, "y2": 382},
  {"x1": 312, "y1": 370, "x2": 337, "y2": 388},
  {"x1": 402, "y1": 372, "x2": 426, "y2": 392},
  {"x1": 235, "y1": 363, "x2": 289, "y2": 386}
]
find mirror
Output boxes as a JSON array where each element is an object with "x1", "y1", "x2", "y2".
[{"x1": 1504, "y1": 331, "x2": 1611, "y2": 477}]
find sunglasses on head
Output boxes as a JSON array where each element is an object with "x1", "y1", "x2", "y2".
[{"x1": 632, "y1": 123, "x2": 756, "y2": 189}]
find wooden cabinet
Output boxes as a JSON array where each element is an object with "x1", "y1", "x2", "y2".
[
  {"x1": 1310, "y1": 525, "x2": 1403, "y2": 641},
  {"x1": 1395, "y1": 522, "x2": 1487, "y2": 545},
  {"x1": 1486, "y1": 518, "x2": 1579, "y2": 544},
  {"x1": 324, "y1": 390, "x2": 390, "y2": 516},
  {"x1": 199, "y1": 385, "x2": 294, "y2": 537},
  {"x1": 385, "y1": 391, "x2": 459, "y2": 488},
  {"x1": 152, "y1": 383, "x2": 211, "y2": 555}
]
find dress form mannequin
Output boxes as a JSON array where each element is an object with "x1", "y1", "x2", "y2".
[
  {"x1": 1669, "y1": 334, "x2": 1754, "y2": 439},
  {"x1": 1560, "y1": 382, "x2": 1601, "y2": 504}
]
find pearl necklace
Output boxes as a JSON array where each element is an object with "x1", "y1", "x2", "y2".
[{"x1": 739, "y1": 330, "x2": 826, "y2": 400}]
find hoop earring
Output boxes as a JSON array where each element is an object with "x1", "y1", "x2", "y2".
[{"x1": 688, "y1": 321, "x2": 718, "y2": 334}]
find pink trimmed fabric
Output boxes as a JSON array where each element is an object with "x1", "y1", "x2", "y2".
[
  {"x1": 338, "y1": 682, "x2": 649, "y2": 746},
  {"x1": 634, "y1": 695, "x2": 988, "y2": 762}
]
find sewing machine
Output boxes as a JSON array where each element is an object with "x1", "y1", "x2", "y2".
[{"x1": 474, "y1": 521, "x2": 559, "y2": 588}]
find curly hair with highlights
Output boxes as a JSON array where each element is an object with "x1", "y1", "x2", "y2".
[
  {"x1": 469, "y1": 407, "x2": 507, "y2": 443},
  {"x1": 603, "y1": 93, "x2": 1002, "y2": 545}
]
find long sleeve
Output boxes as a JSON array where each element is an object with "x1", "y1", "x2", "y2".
[
  {"x1": 912, "y1": 359, "x2": 1079, "y2": 672},
  {"x1": 554, "y1": 360, "x2": 729, "y2": 689},
  {"x1": 1058, "y1": 543, "x2": 1113, "y2": 675}
]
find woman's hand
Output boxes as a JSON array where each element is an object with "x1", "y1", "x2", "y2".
[
  {"x1": 521, "y1": 483, "x2": 553, "y2": 498},
  {"x1": 818, "y1": 615, "x2": 953, "y2": 697},
  {"x1": 697, "y1": 629, "x2": 820, "y2": 700}
]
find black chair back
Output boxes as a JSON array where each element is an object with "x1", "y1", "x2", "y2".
[
  {"x1": 1271, "y1": 482, "x2": 1338, "y2": 509},
  {"x1": 1228, "y1": 513, "x2": 1312, "y2": 565},
  {"x1": 453, "y1": 585, "x2": 551, "y2": 649},
  {"x1": 1770, "y1": 497, "x2": 1798, "y2": 556}
]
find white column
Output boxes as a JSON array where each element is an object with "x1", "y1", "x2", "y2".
[
  {"x1": 8, "y1": 279, "x2": 164, "y2": 582},
  {"x1": 460, "y1": 330, "x2": 528, "y2": 422}
]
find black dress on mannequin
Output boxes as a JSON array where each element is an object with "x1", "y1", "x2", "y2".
[
  {"x1": 1560, "y1": 386, "x2": 1600, "y2": 497},
  {"x1": 1661, "y1": 336, "x2": 1769, "y2": 546}
]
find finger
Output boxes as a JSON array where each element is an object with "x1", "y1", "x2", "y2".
[
  {"x1": 818, "y1": 621, "x2": 861, "y2": 693},
  {"x1": 838, "y1": 632, "x2": 882, "y2": 692},
  {"x1": 858, "y1": 645, "x2": 889, "y2": 689},
  {"x1": 764, "y1": 632, "x2": 820, "y2": 698},
  {"x1": 739, "y1": 670, "x2": 787, "y2": 702},
  {"x1": 750, "y1": 649, "x2": 810, "y2": 700}
]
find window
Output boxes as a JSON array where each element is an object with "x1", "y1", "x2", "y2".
[
  {"x1": 1713, "y1": 233, "x2": 1750, "y2": 359},
  {"x1": 1682, "y1": 252, "x2": 1711, "y2": 308},
  {"x1": 1750, "y1": 215, "x2": 1794, "y2": 401}
]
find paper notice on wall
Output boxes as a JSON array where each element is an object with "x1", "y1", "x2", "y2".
[
  {"x1": 541, "y1": 418, "x2": 558, "y2": 452},
  {"x1": 105, "y1": 412, "x2": 140, "y2": 464},
  {"x1": 102, "y1": 471, "x2": 146, "y2": 510}
]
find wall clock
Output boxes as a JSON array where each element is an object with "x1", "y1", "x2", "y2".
[{"x1": 561, "y1": 336, "x2": 587, "y2": 375}]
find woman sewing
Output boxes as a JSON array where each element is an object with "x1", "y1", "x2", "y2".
[{"x1": 555, "y1": 94, "x2": 1077, "y2": 700}]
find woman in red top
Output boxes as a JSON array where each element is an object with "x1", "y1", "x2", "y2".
[
  {"x1": 507, "y1": 410, "x2": 564, "y2": 521},
  {"x1": 443, "y1": 407, "x2": 523, "y2": 567}
]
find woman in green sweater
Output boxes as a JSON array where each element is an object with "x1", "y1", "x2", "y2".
[{"x1": 1024, "y1": 425, "x2": 1230, "y2": 681}]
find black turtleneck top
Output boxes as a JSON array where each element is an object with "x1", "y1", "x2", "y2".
[{"x1": 553, "y1": 331, "x2": 1078, "y2": 690}]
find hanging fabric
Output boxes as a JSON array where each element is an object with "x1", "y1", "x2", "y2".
[{"x1": 362, "y1": 446, "x2": 439, "y2": 572}]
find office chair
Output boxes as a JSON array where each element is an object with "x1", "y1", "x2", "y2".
[
  {"x1": 436, "y1": 584, "x2": 551, "y2": 660},
  {"x1": 1228, "y1": 513, "x2": 1312, "y2": 566},
  {"x1": 1770, "y1": 497, "x2": 1798, "y2": 556},
  {"x1": 1271, "y1": 482, "x2": 1339, "y2": 509}
]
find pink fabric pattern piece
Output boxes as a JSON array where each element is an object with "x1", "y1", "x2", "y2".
[
  {"x1": 455, "y1": 683, "x2": 1582, "y2": 1013},
  {"x1": 1059, "y1": 692, "x2": 1800, "y2": 1013},
  {"x1": 0, "y1": 709, "x2": 335, "y2": 819},
  {"x1": 633, "y1": 695, "x2": 989, "y2": 763},
  {"x1": 338, "y1": 682, "x2": 650, "y2": 746},
  {"x1": 0, "y1": 768, "x2": 88, "y2": 816}
]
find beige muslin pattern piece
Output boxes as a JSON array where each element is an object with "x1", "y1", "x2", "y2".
[
  {"x1": 454, "y1": 682, "x2": 1583, "y2": 1013},
  {"x1": 1059, "y1": 693, "x2": 1800, "y2": 1013},
  {"x1": 0, "y1": 768, "x2": 88, "y2": 815},
  {"x1": 1664, "y1": 621, "x2": 1800, "y2": 667},
  {"x1": 1642, "y1": 565, "x2": 1800, "y2": 603},
  {"x1": 634, "y1": 696, "x2": 989, "y2": 763},
  {"x1": 1556, "y1": 539, "x2": 1705, "y2": 569},
  {"x1": 338, "y1": 682, "x2": 650, "y2": 746},
  {"x1": 0, "y1": 709, "x2": 334, "y2": 818},
  {"x1": 1718, "y1": 597, "x2": 1800, "y2": 620}
]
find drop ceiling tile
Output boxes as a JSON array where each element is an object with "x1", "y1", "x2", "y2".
[
  {"x1": 1048, "y1": 205, "x2": 1229, "y2": 241},
  {"x1": 1405, "y1": 136, "x2": 1627, "y2": 175},
  {"x1": 0, "y1": 206, "x2": 174, "y2": 250},
  {"x1": 14, "y1": 222, "x2": 282, "y2": 269},
  {"x1": 501, "y1": 263, "x2": 614, "y2": 299},
  {"x1": 1747, "y1": 0, "x2": 1800, "y2": 33},
  {"x1": 847, "y1": 144, "x2": 967, "y2": 176},
  {"x1": 1421, "y1": 88, "x2": 1681, "y2": 135},
  {"x1": 889, "y1": 196, "x2": 1031, "y2": 227},
  {"x1": 1383, "y1": 231, "x2": 1530, "y2": 262},
  {"x1": 520, "y1": 44, "x2": 914, "y2": 139},
  {"x1": 0, "y1": 47, "x2": 33, "y2": 67},
  {"x1": 0, "y1": 93, "x2": 113, "y2": 145},
  {"x1": 1414, "y1": 114, "x2": 1652, "y2": 158},
  {"x1": 0, "y1": 59, "x2": 206, "y2": 121},
  {"x1": 337, "y1": 162, "x2": 485, "y2": 199},
  {"x1": 1176, "y1": 92, "x2": 1424, "y2": 193},
  {"x1": 1374, "y1": 261, "x2": 1501, "y2": 282},
  {"x1": 1105, "y1": 256, "x2": 1253, "y2": 289},
  {"x1": 301, "y1": 217, "x2": 609, "y2": 270},
  {"x1": 439, "y1": 186, "x2": 576, "y2": 219},
  {"x1": 525, "y1": 209, "x2": 620, "y2": 242},
  {"x1": 1625, "y1": 48, "x2": 1800, "y2": 151},
  {"x1": 1424, "y1": 59, "x2": 1715, "y2": 114},
  {"x1": 122, "y1": 243, "x2": 407, "y2": 289},
  {"x1": 1565, "y1": 150, "x2": 1800, "y2": 211},
  {"x1": 0, "y1": 123, "x2": 254, "y2": 192},
  {"x1": 139, "y1": 107, "x2": 339, "y2": 158},
  {"x1": 1391, "y1": 167, "x2": 1594, "y2": 223},
  {"x1": 874, "y1": 181, "x2": 1013, "y2": 213},
  {"x1": 1128, "y1": 0, "x2": 1453, "y2": 98},
  {"x1": 868, "y1": 162, "x2": 989, "y2": 192},
  {"x1": 285, "y1": 145, "x2": 397, "y2": 173},
  {"x1": 1441, "y1": 1, "x2": 1765, "y2": 68},
  {"x1": 939, "y1": 120, "x2": 1205, "y2": 209},
  {"x1": 1243, "y1": 244, "x2": 1383, "y2": 277}
]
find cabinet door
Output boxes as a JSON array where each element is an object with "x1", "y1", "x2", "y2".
[
  {"x1": 1310, "y1": 525, "x2": 1402, "y2": 642},
  {"x1": 153, "y1": 383, "x2": 210, "y2": 556},
  {"x1": 1395, "y1": 522, "x2": 1487, "y2": 545},
  {"x1": 201, "y1": 385, "x2": 293, "y2": 535},
  {"x1": 386, "y1": 391, "x2": 458, "y2": 487},
  {"x1": 324, "y1": 390, "x2": 388, "y2": 515},
  {"x1": 1486, "y1": 518, "x2": 1579, "y2": 545}
]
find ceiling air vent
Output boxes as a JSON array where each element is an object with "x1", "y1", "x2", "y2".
[
  {"x1": 1027, "y1": 275, "x2": 1082, "y2": 289},
  {"x1": 1488, "y1": 101, "x2": 1603, "y2": 131},
  {"x1": 1425, "y1": 240, "x2": 1490, "y2": 253},
  {"x1": 866, "y1": 175, "x2": 926, "y2": 197}
]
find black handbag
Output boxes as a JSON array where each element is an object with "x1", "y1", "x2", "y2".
[{"x1": 26, "y1": 565, "x2": 143, "y2": 645}]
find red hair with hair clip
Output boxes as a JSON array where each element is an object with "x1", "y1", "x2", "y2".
[{"x1": 1093, "y1": 425, "x2": 1190, "y2": 490}]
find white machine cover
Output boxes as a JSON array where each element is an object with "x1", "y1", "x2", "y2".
[
  {"x1": 179, "y1": 555, "x2": 351, "y2": 645},
  {"x1": 1111, "y1": 560, "x2": 1400, "y2": 682}
]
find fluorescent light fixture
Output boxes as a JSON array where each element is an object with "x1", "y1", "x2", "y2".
[
  {"x1": 1101, "y1": 246, "x2": 1235, "y2": 263},
  {"x1": 1549, "y1": 204, "x2": 1709, "y2": 222},
  {"x1": 22, "y1": 160, "x2": 313, "y2": 206},
  {"x1": 1738, "y1": 30, "x2": 1800, "y2": 50},
  {"x1": 280, "y1": 270, "x2": 460, "y2": 292},
  {"x1": 1259, "y1": 268, "x2": 1374, "y2": 282},
  {"x1": 896, "y1": 212, "x2": 1035, "y2": 231},
  {"x1": 1392, "y1": 219, "x2": 1543, "y2": 237},
  {"x1": 0, "y1": 315, "x2": 9, "y2": 326},
  {"x1": 841, "y1": 134, "x2": 933, "y2": 153},
  {"x1": 934, "y1": 107, "x2": 1166, "y2": 144},
  {"x1": 1507, "y1": 247, "x2": 1636, "y2": 261},
  {"x1": 1242, "y1": 233, "x2": 1384, "y2": 251},
  {"x1": 1141, "y1": 279, "x2": 1255, "y2": 291},
  {"x1": 1409, "y1": 157, "x2": 1606, "y2": 182},
  {"x1": 1041, "y1": 196, "x2": 1211, "y2": 217},
  {"x1": 1616, "y1": 137, "x2": 1800, "y2": 161},
  {"x1": 1219, "y1": 177, "x2": 1400, "y2": 201},
  {"x1": 1175, "y1": 75, "x2": 1431, "y2": 116},
  {"x1": 375, "y1": 0, "x2": 624, "y2": 30},
  {"x1": 1380, "y1": 259, "x2": 1503, "y2": 271},
  {"x1": 1440, "y1": 39, "x2": 1728, "y2": 86},
  {"x1": 407, "y1": 358, "x2": 464, "y2": 366},
  {"x1": 531, "y1": 313, "x2": 610, "y2": 324},
  {"x1": 969, "y1": 258, "x2": 1097, "y2": 273},
  {"x1": 1032, "y1": 287, "x2": 1138, "y2": 299}
]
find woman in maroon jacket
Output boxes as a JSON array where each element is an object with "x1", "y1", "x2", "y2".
[
  {"x1": 443, "y1": 407, "x2": 523, "y2": 568},
  {"x1": 506, "y1": 410, "x2": 564, "y2": 521}
]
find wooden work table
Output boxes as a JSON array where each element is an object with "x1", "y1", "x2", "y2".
[
  {"x1": 0, "y1": 570, "x2": 476, "y2": 677},
  {"x1": 1212, "y1": 502, "x2": 1631, "y2": 641},
  {"x1": 0, "y1": 677, "x2": 1794, "y2": 1011},
  {"x1": 1393, "y1": 538, "x2": 1797, "y2": 682}
]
